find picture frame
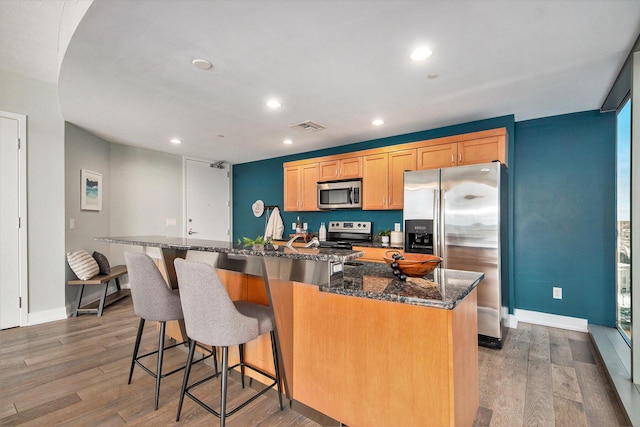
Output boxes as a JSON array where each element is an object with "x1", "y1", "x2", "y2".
[{"x1": 81, "y1": 169, "x2": 102, "y2": 211}]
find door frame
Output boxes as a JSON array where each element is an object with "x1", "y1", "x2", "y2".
[
  {"x1": 1, "y1": 110, "x2": 29, "y2": 327},
  {"x1": 182, "y1": 156, "x2": 232, "y2": 240}
]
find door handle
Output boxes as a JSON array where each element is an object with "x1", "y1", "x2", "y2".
[{"x1": 188, "y1": 228, "x2": 198, "y2": 235}]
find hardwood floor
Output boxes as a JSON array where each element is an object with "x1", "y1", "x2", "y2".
[{"x1": 0, "y1": 298, "x2": 629, "y2": 426}]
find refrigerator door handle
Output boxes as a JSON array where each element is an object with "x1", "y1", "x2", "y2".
[
  {"x1": 433, "y1": 188, "x2": 440, "y2": 258},
  {"x1": 439, "y1": 189, "x2": 446, "y2": 268}
]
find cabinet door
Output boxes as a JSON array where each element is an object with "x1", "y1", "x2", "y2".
[
  {"x1": 340, "y1": 157, "x2": 362, "y2": 179},
  {"x1": 362, "y1": 153, "x2": 388, "y2": 210},
  {"x1": 300, "y1": 163, "x2": 319, "y2": 211},
  {"x1": 458, "y1": 136, "x2": 505, "y2": 166},
  {"x1": 318, "y1": 160, "x2": 340, "y2": 181},
  {"x1": 352, "y1": 246, "x2": 404, "y2": 263},
  {"x1": 283, "y1": 166, "x2": 301, "y2": 211},
  {"x1": 417, "y1": 143, "x2": 457, "y2": 170},
  {"x1": 388, "y1": 149, "x2": 416, "y2": 210}
]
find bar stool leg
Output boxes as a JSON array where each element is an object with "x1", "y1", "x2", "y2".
[
  {"x1": 239, "y1": 343, "x2": 245, "y2": 388},
  {"x1": 129, "y1": 318, "x2": 145, "y2": 384},
  {"x1": 176, "y1": 339, "x2": 196, "y2": 422},
  {"x1": 270, "y1": 331, "x2": 284, "y2": 410},
  {"x1": 220, "y1": 346, "x2": 229, "y2": 427},
  {"x1": 155, "y1": 321, "x2": 166, "y2": 410}
]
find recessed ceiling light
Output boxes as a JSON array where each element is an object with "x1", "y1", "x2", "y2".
[
  {"x1": 410, "y1": 46, "x2": 433, "y2": 61},
  {"x1": 266, "y1": 99, "x2": 282, "y2": 109},
  {"x1": 170, "y1": 138, "x2": 182, "y2": 144},
  {"x1": 427, "y1": 73, "x2": 439, "y2": 79},
  {"x1": 191, "y1": 58, "x2": 213, "y2": 70},
  {"x1": 283, "y1": 139, "x2": 293, "y2": 145},
  {"x1": 372, "y1": 119, "x2": 384, "y2": 126}
]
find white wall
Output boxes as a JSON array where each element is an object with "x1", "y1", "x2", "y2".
[
  {"x1": 107, "y1": 144, "x2": 183, "y2": 267},
  {"x1": 63, "y1": 127, "x2": 184, "y2": 309},
  {"x1": 64, "y1": 123, "x2": 111, "y2": 308},
  {"x1": 0, "y1": 70, "x2": 66, "y2": 321}
]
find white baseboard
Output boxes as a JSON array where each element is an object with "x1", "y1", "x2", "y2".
[
  {"x1": 28, "y1": 307, "x2": 67, "y2": 325},
  {"x1": 514, "y1": 308, "x2": 588, "y2": 332}
]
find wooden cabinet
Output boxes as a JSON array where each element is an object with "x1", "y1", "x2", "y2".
[
  {"x1": 417, "y1": 143, "x2": 457, "y2": 169},
  {"x1": 362, "y1": 149, "x2": 416, "y2": 210},
  {"x1": 352, "y1": 246, "x2": 404, "y2": 263},
  {"x1": 284, "y1": 128, "x2": 507, "y2": 211},
  {"x1": 284, "y1": 163, "x2": 319, "y2": 211},
  {"x1": 318, "y1": 156, "x2": 362, "y2": 181},
  {"x1": 458, "y1": 135, "x2": 505, "y2": 166},
  {"x1": 417, "y1": 131, "x2": 506, "y2": 170}
]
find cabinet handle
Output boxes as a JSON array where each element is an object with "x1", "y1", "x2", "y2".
[
  {"x1": 459, "y1": 153, "x2": 462, "y2": 162},
  {"x1": 451, "y1": 154, "x2": 454, "y2": 163}
]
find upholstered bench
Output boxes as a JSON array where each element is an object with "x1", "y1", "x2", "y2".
[{"x1": 68, "y1": 265, "x2": 129, "y2": 317}]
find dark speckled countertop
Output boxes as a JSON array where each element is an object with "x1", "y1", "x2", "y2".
[
  {"x1": 96, "y1": 236, "x2": 481, "y2": 310},
  {"x1": 324, "y1": 261, "x2": 483, "y2": 310},
  {"x1": 95, "y1": 235, "x2": 364, "y2": 263}
]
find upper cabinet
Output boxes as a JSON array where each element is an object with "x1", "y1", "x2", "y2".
[
  {"x1": 417, "y1": 143, "x2": 457, "y2": 170},
  {"x1": 417, "y1": 129, "x2": 507, "y2": 170},
  {"x1": 283, "y1": 128, "x2": 507, "y2": 212},
  {"x1": 284, "y1": 163, "x2": 319, "y2": 212},
  {"x1": 362, "y1": 149, "x2": 416, "y2": 210},
  {"x1": 318, "y1": 156, "x2": 362, "y2": 181},
  {"x1": 457, "y1": 135, "x2": 506, "y2": 166}
]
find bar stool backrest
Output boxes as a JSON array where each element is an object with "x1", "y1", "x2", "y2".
[
  {"x1": 174, "y1": 258, "x2": 259, "y2": 347},
  {"x1": 124, "y1": 251, "x2": 183, "y2": 321}
]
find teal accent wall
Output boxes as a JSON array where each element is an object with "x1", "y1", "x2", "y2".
[
  {"x1": 233, "y1": 115, "x2": 515, "y2": 241},
  {"x1": 514, "y1": 110, "x2": 616, "y2": 326}
]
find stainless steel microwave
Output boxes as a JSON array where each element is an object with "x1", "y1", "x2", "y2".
[{"x1": 317, "y1": 179, "x2": 362, "y2": 209}]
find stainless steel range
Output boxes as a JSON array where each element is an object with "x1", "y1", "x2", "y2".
[{"x1": 319, "y1": 221, "x2": 373, "y2": 249}]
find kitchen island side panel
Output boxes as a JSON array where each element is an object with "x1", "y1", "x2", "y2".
[{"x1": 293, "y1": 283, "x2": 478, "y2": 427}]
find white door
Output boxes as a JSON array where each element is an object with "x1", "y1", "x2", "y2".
[
  {"x1": 1, "y1": 113, "x2": 26, "y2": 329},
  {"x1": 184, "y1": 159, "x2": 231, "y2": 240}
]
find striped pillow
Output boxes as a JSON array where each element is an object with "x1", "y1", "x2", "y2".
[{"x1": 67, "y1": 250, "x2": 100, "y2": 280}]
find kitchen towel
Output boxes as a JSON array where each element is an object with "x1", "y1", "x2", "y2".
[{"x1": 264, "y1": 207, "x2": 284, "y2": 240}]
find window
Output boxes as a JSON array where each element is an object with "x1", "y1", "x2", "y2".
[{"x1": 616, "y1": 98, "x2": 631, "y2": 344}]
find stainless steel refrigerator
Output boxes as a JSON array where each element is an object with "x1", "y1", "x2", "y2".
[{"x1": 403, "y1": 162, "x2": 508, "y2": 348}]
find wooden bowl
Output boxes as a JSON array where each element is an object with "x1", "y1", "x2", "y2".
[{"x1": 383, "y1": 252, "x2": 441, "y2": 277}]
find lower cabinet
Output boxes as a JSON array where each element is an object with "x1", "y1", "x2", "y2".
[{"x1": 352, "y1": 246, "x2": 404, "y2": 263}]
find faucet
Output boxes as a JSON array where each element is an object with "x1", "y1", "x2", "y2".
[
  {"x1": 304, "y1": 237, "x2": 320, "y2": 248},
  {"x1": 285, "y1": 235, "x2": 319, "y2": 250},
  {"x1": 285, "y1": 235, "x2": 301, "y2": 249}
]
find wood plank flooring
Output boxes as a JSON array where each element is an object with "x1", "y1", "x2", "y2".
[{"x1": 0, "y1": 298, "x2": 629, "y2": 426}]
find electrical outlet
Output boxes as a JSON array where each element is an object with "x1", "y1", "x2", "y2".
[
  {"x1": 553, "y1": 287, "x2": 562, "y2": 299},
  {"x1": 292, "y1": 222, "x2": 296, "y2": 230},
  {"x1": 166, "y1": 218, "x2": 176, "y2": 226}
]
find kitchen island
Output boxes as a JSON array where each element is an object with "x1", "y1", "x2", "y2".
[{"x1": 98, "y1": 236, "x2": 483, "y2": 427}]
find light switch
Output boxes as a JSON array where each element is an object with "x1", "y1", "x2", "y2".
[
  {"x1": 166, "y1": 218, "x2": 177, "y2": 226},
  {"x1": 69, "y1": 218, "x2": 76, "y2": 229}
]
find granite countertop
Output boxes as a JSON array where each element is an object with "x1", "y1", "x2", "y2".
[
  {"x1": 324, "y1": 261, "x2": 484, "y2": 310},
  {"x1": 95, "y1": 235, "x2": 364, "y2": 263}
]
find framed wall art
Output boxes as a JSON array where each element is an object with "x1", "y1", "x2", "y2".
[{"x1": 81, "y1": 169, "x2": 102, "y2": 211}]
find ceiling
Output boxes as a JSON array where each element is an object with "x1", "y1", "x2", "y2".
[{"x1": 2, "y1": 1, "x2": 640, "y2": 165}]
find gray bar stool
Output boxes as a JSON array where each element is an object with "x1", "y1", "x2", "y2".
[
  {"x1": 124, "y1": 251, "x2": 214, "y2": 410},
  {"x1": 174, "y1": 258, "x2": 283, "y2": 427}
]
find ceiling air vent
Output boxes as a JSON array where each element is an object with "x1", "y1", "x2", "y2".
[{"x1": 289, "y1": 120, "x2": 326, "y2": 133}]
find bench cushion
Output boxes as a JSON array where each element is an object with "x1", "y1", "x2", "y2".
[{"x1": 67, "y1": 250, "x2": 100, "y2": 280}]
